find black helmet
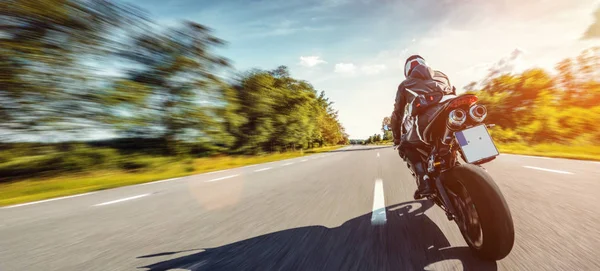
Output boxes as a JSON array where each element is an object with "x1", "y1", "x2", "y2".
[{"x1": 404, "y1": 55, "x2": 427, "y2": 77}]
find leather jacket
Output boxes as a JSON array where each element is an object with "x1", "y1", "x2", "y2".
[{"x1": 391, "y1": 65, "x2": 454, "y2": 143}]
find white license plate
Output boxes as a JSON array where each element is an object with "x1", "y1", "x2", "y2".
[{"x1": 455, "y1": 124, "x2": 499, "y2": 163}]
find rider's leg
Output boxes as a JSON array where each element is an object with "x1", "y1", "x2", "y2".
[{"x1": 404, "y1": 147, "x2": 433, "y2": 198}]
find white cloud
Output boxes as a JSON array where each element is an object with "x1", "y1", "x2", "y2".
[
  {"x1": 361, "y1": 64, "x2": 387, "y2": 75},
  {"x1": 334, "y1": 63, "x2": 357, "y2": 73},
  {"x1": 332, "y1": 63, "x2": 386, "y2": 75},
  {"x1": 299, "y1": 56, "x2": 327, "y2": 67}
]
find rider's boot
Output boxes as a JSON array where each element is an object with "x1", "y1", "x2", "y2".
[{"x1": 411, "y1": 161, "x2": 433, "y2": 200}]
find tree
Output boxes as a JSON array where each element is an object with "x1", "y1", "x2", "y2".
[
  {"x1": 0, "y1": 0, "x2": 147, "y2": 138},
  {"x1": 381, "y1": 116, "x2": 391, "y2": 132},
  {"x1": 227, "y1": 67, "x2": 346, "y2": 154},
  {"x1": 118, "y1": 21, "x2": 231, "y2": 153}
]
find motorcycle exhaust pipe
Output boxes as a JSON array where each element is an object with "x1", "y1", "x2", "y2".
[
  {"x1": 442, "y1": 109, "x2": 466, "y2": 145},
  {"x1": 469, "y1": 104, "x2": 487, "y2": 123}
]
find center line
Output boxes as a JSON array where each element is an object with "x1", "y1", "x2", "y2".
[
  {"x1": 377, "y1": 152, "x2": 380, "y2": 157},
  {"x1": 94, "y1": 194, "x2": 150, "y2": 206},
  {"x1": 205, "y1": 174, "x2": 239, "y2": 182},
  {"x1": 281, "y1": 162, "x2": 294, "y2": 166},
  {"x1": 254, "y1": 167, "x2": 272, "y2": 172},
  {"x1": 523, "y1": 166, "x2": 574, "y2": 175},
  {"x1": 371, "y1": 179, "x2": 387, "y2": 225}
]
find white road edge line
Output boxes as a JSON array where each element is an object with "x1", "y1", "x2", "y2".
[
  {"x1": 138, "y1": 177, "x2": 182, "y2": 186},
  {"x1": 523, "y1": 166, "x2": 574, "y2": 175},
  {"x1": 254, "y1": 167, "x2": 272, "y2": 172},
  {"x1": 371, "y1": 179, "x2": 387, "y2": 225},
  {"x1": 2, "y1": 192, "x2": 97, "y2": 209},
  {"x1": 205, "y1": 174, "x2": 240, "y2": 182},
  {"x1": 281, "y1": 162, "x2": 294, "y2": 166},
  {"x1": 94, "y1": 194, "x2": 150, "y2": 207}
]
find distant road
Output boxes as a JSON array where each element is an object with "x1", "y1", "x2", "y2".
[{"x1": 1, "y1": 145, "x2": 599, "y2": 270}]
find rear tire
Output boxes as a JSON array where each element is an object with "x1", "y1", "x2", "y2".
[{"x1": 443, "y1": 164, "x2": 515, "y2": 261}]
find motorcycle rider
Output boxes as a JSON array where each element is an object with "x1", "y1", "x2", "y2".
[{"x1": 390, "y1": 55, "x2": 455, "y2": 199}]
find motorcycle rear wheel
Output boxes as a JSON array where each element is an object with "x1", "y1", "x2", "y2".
[{"x1": 443, "y1": 164, "x2": 515, "y2": 261}]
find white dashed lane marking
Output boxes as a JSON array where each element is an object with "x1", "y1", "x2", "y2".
[
  {"x1": 523, "y1": 166, "x2": 574, "y2": 175},
  {"x1": 371, "y1": 179, "x2": 387, "y2": 225},
  {"x1": 254, "y1": 167, "x2": 272, "y2": 172},
  {"x1": 205, "y1": 174, "x2": 240, "y2": 182},
  {"x1": 94, "y1": 194, "x2": 150, "y2": 207}
]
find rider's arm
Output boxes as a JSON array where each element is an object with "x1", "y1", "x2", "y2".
[{"x1": 391, "y1": 84, "x2": 406, "y2": 141}]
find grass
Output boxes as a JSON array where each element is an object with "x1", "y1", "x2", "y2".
[
  {"x1": 497, "y1": 143, "x2": 600, "y2": 161},
  {"x1": 0, "y1": 145, "x2": 342, "y2": 207}
]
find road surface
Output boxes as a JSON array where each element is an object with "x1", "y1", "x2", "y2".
[{"x1": 1, "y1": 145, "x2": 599, "y2": 270}]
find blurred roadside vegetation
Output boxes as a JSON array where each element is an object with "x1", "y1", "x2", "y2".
[
  {"x1": 0, "y1": 0, "x2": 349, "y2": 203},
  {"x1": 470, "y1": 47, "x2": 600, "y2": 160}
]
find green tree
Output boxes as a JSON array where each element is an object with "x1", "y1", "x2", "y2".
[
  {"x1": 0, "y1": 0, "x2": 146, "y2": 138},
  {"x1": 118, "y1": 21, "x2": 231, "y2": 153}
]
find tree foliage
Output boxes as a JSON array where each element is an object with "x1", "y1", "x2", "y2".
[
  {"x1": 0, "y1": 0, "x2": 348, "y2": 154},
  {"x1": 0, "y1": 0, "x2": 147, "y2": 135},
  {"x1": 475, "y1": 47, "x2": 600, "y2": 145},
  {"x1": 228, "y1": 66, "x2": 347, "y2": 154}
]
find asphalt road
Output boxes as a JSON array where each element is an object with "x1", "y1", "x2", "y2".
[{"x1": 1, "y1": 145, "x2": 599, "y2": 271}]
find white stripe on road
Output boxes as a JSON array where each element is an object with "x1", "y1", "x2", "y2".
[
  {"x1": 205, "y1": 174, "x2": 240, "y2": 182},
  {"x1": 254, "y1": 167, "x2": 272, "y2": 172},
  {"x1": 281, "y1": 162, "x2": 295, "y2": 166},
  {"x1": 138, "y1": 177, "x2": 182, "y2": 186},
  {"x1": 300, "y1": 159, "x2": 308, "y2": 162},
  {"x1": 523, "y1": 166, "x2": 574, "y2": 175},
  {"x1": 377, "y1": 152, "x2": 380, "y2": 158},
  {"x1": 2, "y1": 192, "x2": 97, "y2": 209},
  {"x1": 371, "y1": 179, "x2": 387, "y2": 225},
  {"x1": 94, "y1": 194, "x2": 150, "y2": 207}
]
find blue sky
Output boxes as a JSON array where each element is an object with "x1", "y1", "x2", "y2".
[{"x1": 123, "y1": 0, "x2": 599, "y2": 139}]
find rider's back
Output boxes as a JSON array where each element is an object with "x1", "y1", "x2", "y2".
[{"x1": 399, "y1": 65, "x2": 454, "y2": 101}]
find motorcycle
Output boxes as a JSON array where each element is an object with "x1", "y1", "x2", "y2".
[{"x1": 384, "y1": 92, "x2": 515, "y2": 261}]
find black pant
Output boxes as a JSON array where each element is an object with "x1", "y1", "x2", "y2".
[{"x1": 403, "y1": 145, "x2": 426, "y2": 180}]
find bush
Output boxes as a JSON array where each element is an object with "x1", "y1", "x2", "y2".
[
  {"x1": 489, "y1": 127, "x2": 522, "y2": 143},
  {"x1": 118, "y1": 156, "x2": 153, "y2": 171},
  {"x1": 0, "y1": 152, "x2": 13, "y2": 164},
  {"x1": 0, "y1": 147, "x2": 121, "y2": 180}
]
